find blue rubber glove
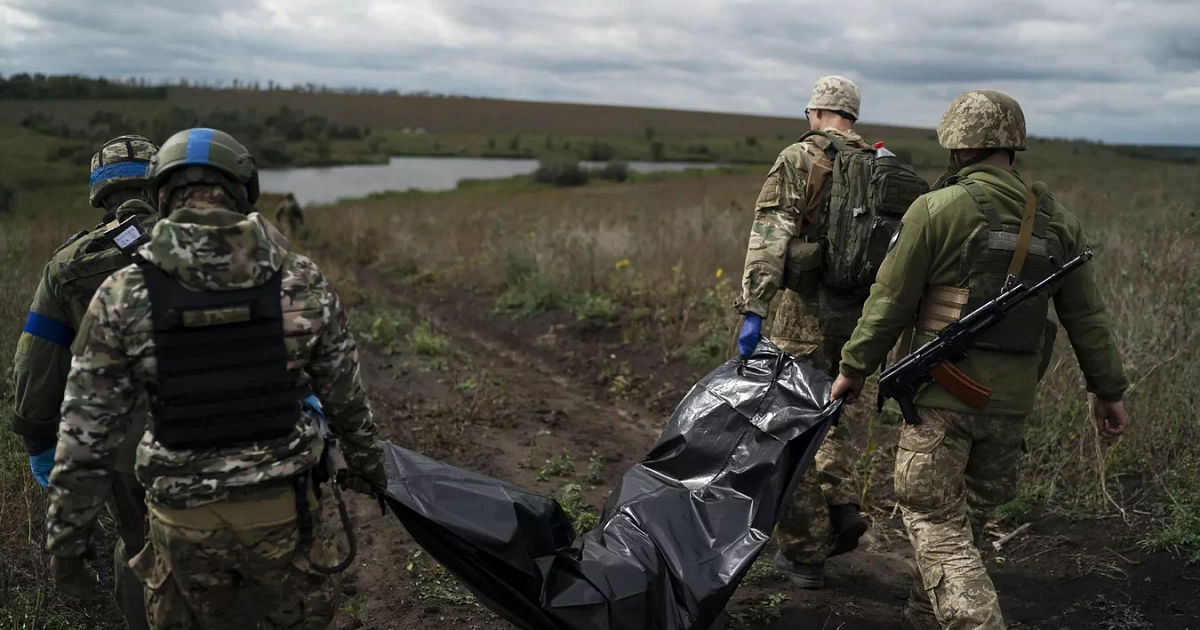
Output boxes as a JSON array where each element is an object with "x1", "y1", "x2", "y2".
[
  {"x1": 29, "y1": 447, "x2": 55, "y2": 489},
  {"x1": 302, "y1": 394, "x2": 325, "y2": 422},
  {"x1": 737, "y1": 314, "x2": 763, "y2": 358}
]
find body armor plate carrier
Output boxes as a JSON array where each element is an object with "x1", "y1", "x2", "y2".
[
  {"x1": 138, "y1": 261, "x2": 303, "y2": 450},
  {"x1": 955, "y1": 178, "x2": 1061, "y2": 355}
]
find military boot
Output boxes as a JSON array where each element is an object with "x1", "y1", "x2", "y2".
[
  {"x1": 772, "y1": 551, "x2": 824, "y2": 589},
  {"x1": 828, "y1": 503, "x2": 869, "y2": 557},
  {"x1": 900, "y1": 572, "x2": 940, "y2": 630}
]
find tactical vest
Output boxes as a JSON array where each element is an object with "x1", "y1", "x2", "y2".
[
  {"x1": 138, "y1": 261, "x2": 304, "y2": 450},
  {"x1": 915, "y1": 177, "x2": 1063, "y2": 355},
  {"x1": 55, "y1": 205, "x2": 157, "y2": 327}
]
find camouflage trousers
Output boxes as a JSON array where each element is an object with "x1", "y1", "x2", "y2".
[
  {"x1": 768, "y1": 287, "x2": 863, "y2": 564},
  {"x1": 108, "y1": 470, "x2": 150, "y2": 630},
  {"x1": 129, "y1": 482, "x2": 341, "y2": 630},
  {"x1": 895, "y1": 407, "x2": 1024, "y2": 630}
]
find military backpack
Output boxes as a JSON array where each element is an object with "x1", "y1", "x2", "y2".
[{"x1": 799, "y1": 130, "x2": 930, "y2": 293}]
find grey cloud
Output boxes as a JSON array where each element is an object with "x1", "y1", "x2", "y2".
[{"x1": 2, "y1": 0, "x2": 1198, "y2": 144}]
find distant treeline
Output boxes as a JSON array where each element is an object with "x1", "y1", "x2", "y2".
[
  {"x1": 0, "y1": 73, "x2": 168, "y2": 100},
  {"x1": 21, "y1": 105, "x2": 369, "y2": 168},
  {"x1": 1111, "y1": 145, "x2": 1200, "y2": 165},
  {"x1": 0, "y1": 72, "x2": 478, "y2": 101}
]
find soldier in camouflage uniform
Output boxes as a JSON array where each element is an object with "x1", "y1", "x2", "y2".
[
  {"x1": 11, "y1": 134, "x2": 160, "y2": 630},
  {"x1": 44, "y1": 127, "x2": 387, "y2": 630},
  {"x1": 830, "y1": 91, "x2": 1129, "y2": 630},
  {"x1": 274, "y1": 192, "x2": 303, "y2": 238},
  {"x1": 733, "y1": 75, "x2": 871, "y2": 588}
]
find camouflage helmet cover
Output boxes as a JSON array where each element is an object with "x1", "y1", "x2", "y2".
[
  {"x1": 806, "y1": 75, "x2": 861, "y2": 120},
  {"x1": 89, "y1": 135, "x2": 159, "y2": 208},
  {"x1": 936, "y1": 89, "x2": 1028, "y2": 151},
  {"x1": 147, "y1": 127, "x2": 260, "y2": 204}
]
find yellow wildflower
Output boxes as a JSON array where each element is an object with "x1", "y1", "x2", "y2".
[
  {"x1": 715, "y1": 268, "x2": 724, "y2": 278},
  {"x1": 615, "y1": 258, "x2": 630, "y2": 269}
]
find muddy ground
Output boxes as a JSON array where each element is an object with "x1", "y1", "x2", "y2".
[{"x1": 321, "y1": 273, "x2": 1199, "y2": 630}]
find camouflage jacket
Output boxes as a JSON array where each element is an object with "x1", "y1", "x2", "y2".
[
  {"x1": 11, "y1": 200, "x2": 158, "y2": 471},
  {"x1": 46, "y1": 206, "x2": 382, "y2": 558},
  {"x1": 735, "y1": 127, "x2": 871, "y2": 317}
]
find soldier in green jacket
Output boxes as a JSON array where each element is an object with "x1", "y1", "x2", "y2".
[
  {"x1": 829, "y1": 90, "x2": 1130, "y2": 630},
  {"x1": 11, "y1": 134, "x2": 159, "y2": 630}
]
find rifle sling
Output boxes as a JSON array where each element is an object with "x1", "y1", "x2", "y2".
[{"x1": 1008, "y1": 186, "x2": 1038, "y2": 279}]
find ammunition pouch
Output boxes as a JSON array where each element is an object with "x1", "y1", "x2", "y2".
[
  {"x1": 915, "y1": 285, "x2": 970, "y2": 336},
  {"x1": 913, "y1": 285, "x2": 1058, "y2": 380},
  {"x1": 781, "y1": 238, "x2": 823, "y2": 295}
]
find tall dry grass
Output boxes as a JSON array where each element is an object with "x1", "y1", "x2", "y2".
[{"x1": 305, "y1": 157, "x2": 1200, "y2": 542}]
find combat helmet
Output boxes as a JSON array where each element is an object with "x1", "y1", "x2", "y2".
[
  {"x1": 806, "y1": 75, "x2": 861, "y2": 121},
  {"x1": 936, "y1": 90, "x2": 1027, "y2": 151},
  {"x1": 89, "y1": 135, "x2": 159, "y2": 208},
  {"x1": 147, "y1": 127, "x2": 260, "y2": 211}
]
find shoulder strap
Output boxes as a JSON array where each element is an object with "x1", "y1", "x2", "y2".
[
  {"x1": 797, "y1": 130, "x2": 845, "y2": 161},
  {"x1": 1007, "y1": 186, "x2": 1039, "y2": 279},
  {"x1": 957, "y1": 178, "x2": 1004, "y2": 232}
]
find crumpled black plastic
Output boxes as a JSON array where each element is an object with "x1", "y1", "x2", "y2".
[{"x1": 375, "y1": 340, "x2": 842, "y2": 630}]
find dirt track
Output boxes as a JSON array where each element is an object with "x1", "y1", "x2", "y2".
[{"x1": 328, "y1": 274, "x2": 1200, "y2": 630}]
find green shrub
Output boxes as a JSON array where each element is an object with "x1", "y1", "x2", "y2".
[
  {"x1": 594, "y1": 161, "x2": 629, "y2": 183},
  {"x1": 530, "y1": 157, "x2": 589, "y2": 187}
]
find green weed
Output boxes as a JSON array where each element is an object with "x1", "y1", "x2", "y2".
[
  {"x1": 584, "y1": 451, "x2": 606, "y2": 485},
  {"x1": 740, "y1": 557, "x2": 778, "y2": 586},
  {"x1": 1137, "y1": 487, "x2": 1200, "y2": 564},
  {"x1": 731, "y1": 592, "x2": 789, "y2": 626},
  {"x1": 340, "y1": 593, "x2": 366, "y2": 624},
  {"x1": 361, "y1": 310, "x2": 408, "y2": 352},
  {"x1": 495, "y1": 270, "x2": 563, "y2": 315},
  {"x1": 536, "y1": 449, "x2": 574, "y2": 481},
  {"x1": 409, "y1": 319, "x2": 450, "y2": 355},
  {"x1": 557, "y1": 483, "x2": 601, "y2": 534},
  {"x1": 565, "y1": 292, "x2": 619, "y2": 322},
  {"x1": 993, "y1": 499, "x2": 1033, "y2": 526}
]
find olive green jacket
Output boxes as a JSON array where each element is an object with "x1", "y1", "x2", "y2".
[
  {"x1": 11, "y1": 200, "x2": 157, "y2": 471},
  {"x1": 839, "y1": 164, "x2": 1128, "y2": 416}
]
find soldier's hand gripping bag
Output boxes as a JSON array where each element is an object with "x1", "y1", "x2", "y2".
[{"x1": 375, "y1": 339, "x2": 841, "y2": 630}]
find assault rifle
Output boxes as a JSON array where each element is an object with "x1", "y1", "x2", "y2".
[{"x1": 877, "y1": 249, "x2": 1094, "y2": 425}]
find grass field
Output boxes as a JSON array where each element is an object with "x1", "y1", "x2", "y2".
[
  {"x1": 1, "y1": 84, "x2": 1198, "y2": 628},
  {"x1": 302, "y1": 149, "x2": 1200, "y2": 534}
]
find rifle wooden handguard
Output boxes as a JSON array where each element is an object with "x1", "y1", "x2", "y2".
[{"x1": 929, "y1": 361, "x2": 992, "y2": 409}]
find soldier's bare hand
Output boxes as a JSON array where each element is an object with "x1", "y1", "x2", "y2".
[
  {"x1": 1092, "y1": 398, "x2": 1128, "y2": 443},
  {"x1": 829, "y1": 374, "x2": 864, "y2": 405}
]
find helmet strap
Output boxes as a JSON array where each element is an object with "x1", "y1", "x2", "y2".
[{"x1": 951, "y1": 149, "x2": 1014, "y2": 170}]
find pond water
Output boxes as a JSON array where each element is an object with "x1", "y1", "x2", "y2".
[{"x1": 258, "y1": 156, "x2": 724, "y2": 206}]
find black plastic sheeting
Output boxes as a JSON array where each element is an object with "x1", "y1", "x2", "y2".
[{"x1": 374, "y1": 340, "x2": 842, "y2": 630}]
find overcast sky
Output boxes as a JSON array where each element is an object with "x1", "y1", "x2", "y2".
[{"x1": 2, "y1": 0, "x2": 1198, "y2": 145}]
